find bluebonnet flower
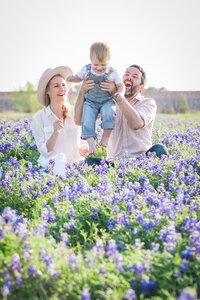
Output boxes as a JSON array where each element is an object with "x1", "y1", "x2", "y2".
[
  {"x1": 68, "y1": 205, "x2": 76, "y2": 219},
  {"x1": 81, "y1": 288, "x2": 91, "y2": 300},
  {"x1": 15, "y1": 221, "x2": 29, "y2": 240},
  {"x1": 41, "y1": 185, "x2": 50, "y2": 194},
  {"x1": 181, "y1": 247, "x2": 195, "y2": 260},
  {"x1": 47, "y1": 264, "x2": 60, "y2": 278},
  {"x1": 1, "y1": 278, "x2": 14, "y2": 297},
  {"x1": 107, "y1": 218, "x2": 115, "y2": 231},
  {"x1": 0, "y1": 229, "x2": 4, "y2": 239},
  {"x1": 112, "y1": 206, "x2": 119, "y2": 213},
  {"x1": 180, "y1": 263, "x2": 189, "y2": 272},
  {"x1": 34, "y1": 223, "x2": 48, "y2": 237},
  {"x1": 15, "y1": 275, "x2": 24, "y2": 287},
  {"x1": 115, "y1": 255, "x2": 124, "y2": 272},
  {"x1": 133, "y1": 239, "x2": 144, "y2": 249},
  {"x1": 106, "y1": 240, "x2": 118, "y2": 258},
  {"x1": 10, "y1": 254, "x2": 21, "y2": 272},
  {"x1": 41, "y1": 205, "x2": 56, "y2": 222},
  {"x1": 28, "y1": 264, "x2": 36, "y2": 275},
  {"x1": 116, "y1": 212, "x2": 129, "y2": 227},
  {"x1": 67, "y1": 254, "x2": 79, "y2": 269},
  {"x1": 44, "y1": 256, "x2": 53, "y2": 266},
  {"x1": 46, "y1": 159, "x2": 55, "y2": 174},
  {"x1": 60, "y1": 233, "x2": 69, "y2": 247},
  {"x1": 174, "y1": 271, "x2": 182, "y2": 278},
  {"x1": 99, "y1": 267, "x2": 106, "y2": 275},
  {"x1": 39, "y1": 246, "x2": 47, "y2": 259},
  {"x1": 92, "y1": 239, "x2": 104, "y2": 257},
  {"x1": 130, "y1": 281, "x2": 137, "y2": 290},
  {"x1": 159, "y1": 222, "x2": 181, "y2": 252},
  {"x1": 134, "y1": 261, "x2": 145, "y2": 274},
  {"x1": 140, "y1": 278, "x2": 156, "y2": 293},
  {"x1": 63, "y1": 219, "x2": 77, "y2": 231},
  {"x1": 177, "y1": 287, "x2": 197, "y2": 300},
  {"x1": 125, "y1": 289, "x2": 136, "y2": 299},
  {"x1": 150, "y1": 243, "x2": 160, "y2": 253}
]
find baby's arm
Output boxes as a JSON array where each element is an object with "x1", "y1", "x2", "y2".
[
  {"x1": 67, "y1": 75, "x2": 83, "y2": 83},
  {"x1": 68, "y1": 65, "x2": 88, "y2": 83}
]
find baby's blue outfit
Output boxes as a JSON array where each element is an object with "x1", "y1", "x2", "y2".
[{"x1": 81, "y1": 64, "x2": 116, "y2": 140}]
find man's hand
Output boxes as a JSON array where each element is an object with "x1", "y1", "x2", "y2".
[
  {"x1": 100, "y1": 79, "x2": 117, "y2": 96},
  {"x1": 114, "y1": 92, "x2": 124, "y2": 102},
  {"x1": 80, "y1": 76, "x2": 95, "y2": 94}
]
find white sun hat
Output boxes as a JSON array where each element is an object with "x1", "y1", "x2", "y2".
[{"x1": 37, "y1": 66, "x2": 73, "y2": 106}]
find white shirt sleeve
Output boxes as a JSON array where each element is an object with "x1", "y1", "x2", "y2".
[
  {"x1": 32, "y1": 111, "x2": 53, "y2": 157},
  {"x1": 109, "y1": 69, "x2": 122, "y2": 85},
  {"x1": 76, "y1": 65, "x2": 89, "y2": 79},
  {"x1": 137, "y1": 99, "x2": 157, "y2": 127}
]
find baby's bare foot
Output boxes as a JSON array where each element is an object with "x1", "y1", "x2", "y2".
[
  {"x1": 99, "y1": 129, "x2": 112, "y2": 147},
  {"x1": 99, "y1": 136, "x2": 109, "y2": 147},
  {"x1": 87, "y1": 137, "x2": 97, "y2": 154}
]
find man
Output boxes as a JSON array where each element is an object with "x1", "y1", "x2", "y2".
[{"x1": 74, "y1": 64, "x2": 168, "y2": 165}]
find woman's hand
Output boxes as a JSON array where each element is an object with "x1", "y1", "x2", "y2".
[
  {"x1": 79, "y1": 144, "x2": 89, "y2": 157},
  {"x1": 80, "y1": 76, "x2": 95, "y2": 94},
  {"x1": 100, "y1": 79, "x2": 117, "y2": 96},
  {"x1": 53, "y1": 119, "x2": 64, "y2": 136}
]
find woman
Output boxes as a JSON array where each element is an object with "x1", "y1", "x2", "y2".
[{"x1": 32, "y1": 66, "x2": 89, "y2": 176}]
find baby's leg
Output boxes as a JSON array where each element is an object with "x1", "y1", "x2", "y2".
[
  {"x1": 99, "y1": 129, "x2": 112, "y2": 147},
  {"x1": 81, "y1": 101, "x2": 98, "y2": 154},
  {"x1": 87, "y1": 137, "x2": 97, "y2": 154},
  {"x1": 99, "y1": 100, "x2": 115, "y2": 147}
]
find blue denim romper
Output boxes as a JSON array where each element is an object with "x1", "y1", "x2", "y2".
[{"x1": 81, "y1": 64, "x2": 116, "y2": 140}]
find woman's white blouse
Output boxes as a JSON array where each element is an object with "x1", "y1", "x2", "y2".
[{"x1": 32, "y1": 105, "x2": 85, "y2": 167}]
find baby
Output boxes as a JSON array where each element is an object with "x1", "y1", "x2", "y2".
[{"x1": 67, "y1": 42, "x2": 124, "y2": 154}]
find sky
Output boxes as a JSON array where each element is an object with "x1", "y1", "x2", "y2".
[{"x1": 0, "y1": 0, "x2": 200, "y2": 92}]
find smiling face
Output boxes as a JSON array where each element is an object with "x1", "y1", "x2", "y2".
[
  {"x1": 123, "y1": 66, "x2": 144, "y2": 100},
  {"x1": 46, "y1": 75, "x2": 67, "y2": 105},
  {"x1": 91, "y1": 55, "x2": 109, "y2": 74}
]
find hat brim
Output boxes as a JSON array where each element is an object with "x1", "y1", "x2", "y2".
[{"x1": 37, "y1": 66, "x2": 73, "y2": 106}]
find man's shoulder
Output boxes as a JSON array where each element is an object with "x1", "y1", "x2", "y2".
[{"x1": 140, "y1": 94, "x2": 157, "y2": 106}]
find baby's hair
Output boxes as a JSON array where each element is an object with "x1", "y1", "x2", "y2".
[{"x1": 90, "y1": 42, "x2": 111, "y2": 62}]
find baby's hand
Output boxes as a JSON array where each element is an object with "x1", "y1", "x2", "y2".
[{"x1": 67, "y1": 75, "x2": 73, "y2": 82}]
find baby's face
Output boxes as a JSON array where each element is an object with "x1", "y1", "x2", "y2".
[{"x1": 91, "y1": 55, "x2": 108, "y2": 74}]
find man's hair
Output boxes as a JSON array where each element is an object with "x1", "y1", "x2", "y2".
[
  {"x1": 90, "y1": 42, "x2": 111, "y2": 62},
  {"x1": 129, "y1": 64, "x2": 147, "y2": 86}
]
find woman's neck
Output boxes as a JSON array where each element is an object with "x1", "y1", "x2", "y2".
[{"x1": 50, "y1": 102, "x2": 64, "y2": 119}]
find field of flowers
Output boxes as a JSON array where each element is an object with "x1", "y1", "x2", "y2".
[{"x1": 0, "y1": 113, "x2": 200, "y2": 300}]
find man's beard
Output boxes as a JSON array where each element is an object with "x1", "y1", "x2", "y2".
[
  {"x1": 125, "y1": 86, "x2": 134, "y2": 98},
  {"x1": 125, "y1": 85, "x2": 141, "y2": 99}
]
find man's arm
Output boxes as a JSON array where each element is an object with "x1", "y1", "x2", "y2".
[
  {"x1": 74, "y1": 78, "x2": 95, "y2": 126},
  {"x1": 100, "y1": 80, "x2": 144, "y2": 129},
  {"x1": 115, "y1": 94, "x2": 145, "y2": 129}
]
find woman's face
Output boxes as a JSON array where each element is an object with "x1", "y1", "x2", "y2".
[{"x1": 47, "y1": 76, "x2": 67, "y2": 104}]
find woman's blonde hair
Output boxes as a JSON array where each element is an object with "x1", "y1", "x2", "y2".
[
  {"x1": 90, "y1": 42, "x2": 111, "y2": 62},
  {"x1": 45, "y1": 74, "x2": 71, "y2": 120}
]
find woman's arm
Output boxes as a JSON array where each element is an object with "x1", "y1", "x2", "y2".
[
  {"x1": 74, "y1": 77, "x2": 95, "y2": 125},
  {"x1": 46, "y1": 119, "x2": 64, "y2": 152}
]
